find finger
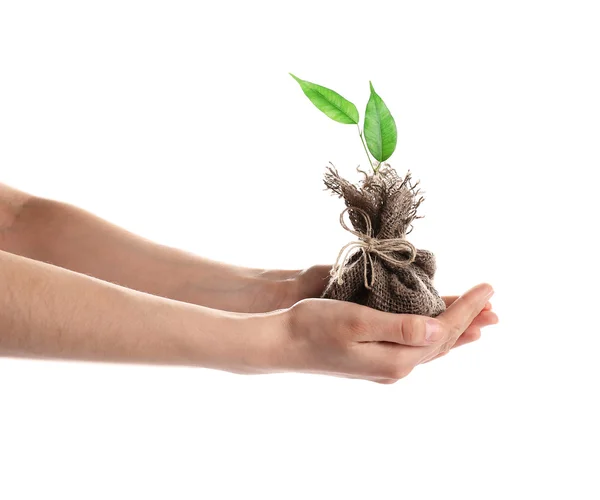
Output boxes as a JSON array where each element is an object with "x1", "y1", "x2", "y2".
[
  {"x1": 436, "y1": 283, "x2": 494, "y2": 341},
  {"x1": 421, "y1": 327, "x2": 482, "y2": 364},
  {"x1": 421, "y1": 311, "x2": 499, "y2": 364},
  {"x1": 454, "y1": 312, "x2": 497, "y2": 349},
  {"x1": 355, "y1": 298, "x2": 495, "y2": 348},
  {"x1": 348, "y1": 284, "x2": 495, "y2": 357},
  {"x1": 470, "y1": 310, "x2": 499, "y2": 328},
  {"x1": 453, "y1": 327, "x2": 482, "y2": 348},
  {"x1": 407, "y1": 283, "x2": 494, "y2": 362},
  {"x1": 444, "y1": 296, "x2": 493, "y2": 311},
  {"x1": 357, "y1": 309, "x2": 448, "y2": 347}
]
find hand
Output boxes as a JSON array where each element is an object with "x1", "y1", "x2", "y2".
[
  {"x1": 425, "y1": 294, "x2": 497, "y2": 361},
  {"x1": 268, "y1": 283, "x2": 497, "y2": 383},
  {"x1": 258, "y1": 266, "x2": 495, "y2": 360},
  {"x1": 255, "y1": 265, "x2": 332, "y2": 311}
]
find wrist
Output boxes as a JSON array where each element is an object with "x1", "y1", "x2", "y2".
[
  {"x1": 181, "y1": 303, "x2": 289, "y2": 374},
  {"x1": 169, "y1": 263, "x2": 293, "y2": 313}
]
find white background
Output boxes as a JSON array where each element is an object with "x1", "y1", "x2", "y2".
[{"x1": 1, "y1": 1, "x2": 599, "y2": 499}]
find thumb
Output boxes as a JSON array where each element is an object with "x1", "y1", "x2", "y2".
[
  {"x1": 362, "y1": 310, "x2": 447, "y2": 347},
  {"x1": 361, "y1": 283, "x2": 494, "y2": 347}
]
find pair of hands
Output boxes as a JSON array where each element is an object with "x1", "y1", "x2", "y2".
[
  {"x1": 0, "y1": 188, "x2": 496, "y2": 381},
  {"x1": 238, "y1": 266, "x2": 497, "y2": 384}
]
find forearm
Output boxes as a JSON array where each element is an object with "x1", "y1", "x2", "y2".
[
  {"x1": 3, "y1": 195, "x2": 287, "y2": 311},
  {"x1": 0, "y1": 249, "x2": 280, "y2": 371}
]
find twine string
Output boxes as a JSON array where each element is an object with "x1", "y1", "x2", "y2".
[{"x1": 331, "y1": 206, "x2": 417, "y2": 290}]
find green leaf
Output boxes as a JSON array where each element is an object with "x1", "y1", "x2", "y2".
[
  {"x1": 290, "y1": 73, "x2": 359, "y2": 125},
  {"x1": 364, "y1": 81, "x2": 397, "y2": 162}
]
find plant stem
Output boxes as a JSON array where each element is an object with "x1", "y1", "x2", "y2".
[{"x1": 357, "y1": 124, "x2": 376, "y2": 173}]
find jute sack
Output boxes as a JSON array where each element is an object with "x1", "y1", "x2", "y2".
[{"x1": 322, "y1": 165, "x2": 446, "y2": 317}]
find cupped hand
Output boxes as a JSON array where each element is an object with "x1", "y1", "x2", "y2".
[{"x1": 272, "y1": 283, "x2": 497, "y2": 383}]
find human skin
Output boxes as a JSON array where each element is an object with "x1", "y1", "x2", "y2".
[
  {"x1": 0, "y1": 184, "x2": 497, "y2": 382},
  {"x1": 0, "y1": 185, "x2": 326, "y2": 313}
]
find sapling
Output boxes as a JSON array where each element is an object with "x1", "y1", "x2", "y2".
[{"x1": 290, "y1": 74, "x2": 445, "y2": 317}]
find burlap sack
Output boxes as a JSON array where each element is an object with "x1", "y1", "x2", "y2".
[{"x1": 321, "y1": 165, "x2": 446, "y2": 317}]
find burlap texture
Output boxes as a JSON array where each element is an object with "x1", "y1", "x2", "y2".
[{"x1": 321, "y1": 165, "x2": 446, "y2": 317}]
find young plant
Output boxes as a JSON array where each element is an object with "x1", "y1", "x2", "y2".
[{"x1": 290, "y1": 74, "x2": 397, "y2": 174}]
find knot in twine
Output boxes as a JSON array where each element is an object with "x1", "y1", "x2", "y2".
[{"x1": 331, "y1": 206, "x2": 417, "y2": 290}]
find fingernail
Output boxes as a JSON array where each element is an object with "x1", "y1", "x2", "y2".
[{"x1": 425, "y1": 319, "x2": 443, "y2": 343}]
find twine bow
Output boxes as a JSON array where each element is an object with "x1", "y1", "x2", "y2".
[{"x1": 331, "y1": 206, "x2": 417, "y2": 290}]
